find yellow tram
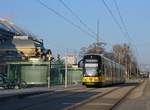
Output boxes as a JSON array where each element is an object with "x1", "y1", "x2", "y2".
[{"x1": 79, "y1": 54, "x2": 125, "y2": 87}]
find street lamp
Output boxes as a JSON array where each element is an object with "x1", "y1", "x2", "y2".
[
  {"x1": 65, "y1": 51, "x2": 68, "y2": 88},
  {"x1": 47, "y1": 49, "x2": 52, "y2": 89}
]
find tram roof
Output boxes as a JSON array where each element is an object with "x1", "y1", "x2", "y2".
[{"x1": 83, "y1": 53, "x2": 125, "y2": 68}]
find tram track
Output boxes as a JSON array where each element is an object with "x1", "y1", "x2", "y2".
[
  {"x1": 110, "y1": 79, "x2": 145, "y2": 110},
  {"x1": 64, "y1": 82, "x2": 143, "y2": 110},
  {"x1": 64, "y1": 86, "x2": 121, "y2": 110},
  {"x1": 15, "y1": 87, "x2": 98, "y2": 110},
  {"x1": 19, "y1": 86, "x2": 86, "y2": 99},
  {"x1": 0, "y1": 81, "x2": 143, "y2": 110},
  {"x1": 23, "y1": 86, "x2": 96, "y2": 100}
]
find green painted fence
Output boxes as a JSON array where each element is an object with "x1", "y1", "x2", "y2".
[
  {"x1": 4, "y1": 61, "x2": 82, "y2": 86},
  {"x1": 50, "y1": 67, "x2": 82, "y2": 85}
]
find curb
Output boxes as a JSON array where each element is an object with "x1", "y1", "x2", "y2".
[
  {"x1": 0, "y1": 91, "x2": 50, "y2": 101},
  {"x1": 0, "y1": 84, "x2": 83, "y2": 101}
]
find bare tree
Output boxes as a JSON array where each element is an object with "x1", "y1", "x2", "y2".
[
  {"x1": 79, "y1": 42, "x2": 105, "y2": 58},
  {"x1": 112, "y1": 43, "x2": 138, "y2": 78}
]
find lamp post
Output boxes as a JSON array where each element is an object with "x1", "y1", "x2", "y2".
[
  {"x1": 65, "y1": 51, "x2": 68, "y2": 88},
  {"x1": 47, "y1": 49, "x2": 52, "y2": 89}
]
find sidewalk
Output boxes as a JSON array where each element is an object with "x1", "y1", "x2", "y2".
[{"x1": 0, "y1": 84, "x2": 82, "y2": 100}]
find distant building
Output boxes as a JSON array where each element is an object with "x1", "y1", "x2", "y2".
[
  {"x1": 64, "y1": 55, "x2": 77, "y2": 65},
  {"x1": 0, "y1": 19, "x2": 49, "y2": 61}
]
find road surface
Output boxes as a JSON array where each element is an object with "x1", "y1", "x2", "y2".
[{"x1": 0, "y1": 81, "x2": 141, "y2": 110}]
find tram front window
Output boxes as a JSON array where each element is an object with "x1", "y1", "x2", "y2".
[
  {"x1": 84, "y1": 63, "x2": 98, "y2": 76},
  {"x1": 85, "y1": 67, "x2": 97, "y2": 76}
]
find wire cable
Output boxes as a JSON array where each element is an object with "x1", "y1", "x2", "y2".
[
  {"x1": 113, "y1": 0, "x2": 132, "y2": 41},
  {"x1": 59, "y1": 0, "x2": 97, "y2": 36},
  {"x1": 59, "y1": 0, "x2": 107, "y2": 44},
  {"x1": 101, "y1": 0, "x2": 130, "y2": 42},
  {"x1": 36, "y1": 0, "x2": 96, "y2": 39},
  {"x1": 113, "y1": 0, "x2": 140, "y2": 62}
]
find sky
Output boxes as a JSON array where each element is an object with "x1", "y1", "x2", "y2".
[{"x1": 0, "y1": 0, "x2": 150, "y2": 66}]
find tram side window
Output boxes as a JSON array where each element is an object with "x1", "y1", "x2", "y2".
[
  {"x1": 114, "y1": 66, "x2": 117, "y2": 79},
  {"x1": 111, "y1": 63, "x2": 113, "y2": 77},
  {"x1": 112, "y1": 63, "x2": 115, "y2": 77},
  {"x1": 116, "y1": 67, "x2": 118, "y2": 79},
  {"x1": 105, "y1": 61, "x2": 110, "y2": 78},
  {"x1": 104, "y1": 63, "x2": 107, "y2": 76},
  {"x1": 113, "y1": 64, "x2": 115, "y2": 78},
  {"x1": 101, "y1": 59, "x2": 105, "y2": 75},
  {"x1": 107, "y1": 62, "x2": 110, "y2": 78},
  {"x1": 119, "y1": 68, "x2": 121, "y2": 81},
  {"x1": 102, "y1": 64, "x2": 105, "y2": 75},
  {"x1": 109, "y1": 62, "x2": 112, "y2": 78},
  {"x1": 122, "y1": 68, "x2": 124, "y2": 80},
  {"x1": 120, "y1": 68, "x2": 122, "y2": 80},
  {"x1": 119, "y1": 67, "x2": 121, "y2": 79},
  {"x1": 104, "y1": 64, "x2": 107, "y2": 77},
  {"x1": 117, "y1": 66, "x2": 119, "y2": 80}
]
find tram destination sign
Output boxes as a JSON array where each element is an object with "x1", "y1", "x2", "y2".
[
  {"x1": 85, "y1": 59, "x2": 98, "y2": 63},
  {"x1": 85, "y1": 63, "x2": 98, "y2": 67}
]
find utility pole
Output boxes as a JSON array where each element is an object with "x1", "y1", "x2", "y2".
[
  {"x1": 47, "y1": 50, "x2": 52, "y2": 89},
  {"x1": 65, "y1": 50, "x2": 68, "y2": 88},
  {"x1": 95, "y1": 20, "x2": 106, "y2": 53},
  {"x1": 97, "y1": 20, "x2": 100, "y2": 45},
  {"x1": 96, "y1": 20, "x2": 100, "y2": 53}
]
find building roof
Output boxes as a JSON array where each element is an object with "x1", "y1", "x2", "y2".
[{"x1": 0, "y1": 19, "x2": 43, "y2": 43}]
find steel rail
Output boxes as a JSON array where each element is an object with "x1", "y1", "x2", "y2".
[
  {"x1": 16, "y1": 87, "x2": 97, "y2": 110},
  {"x1": 64, "y1": 86, "x2": 122, "y2": 110},
  {"x1": 110, "y1": 79, "x2": 145, "y2": 110}
]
